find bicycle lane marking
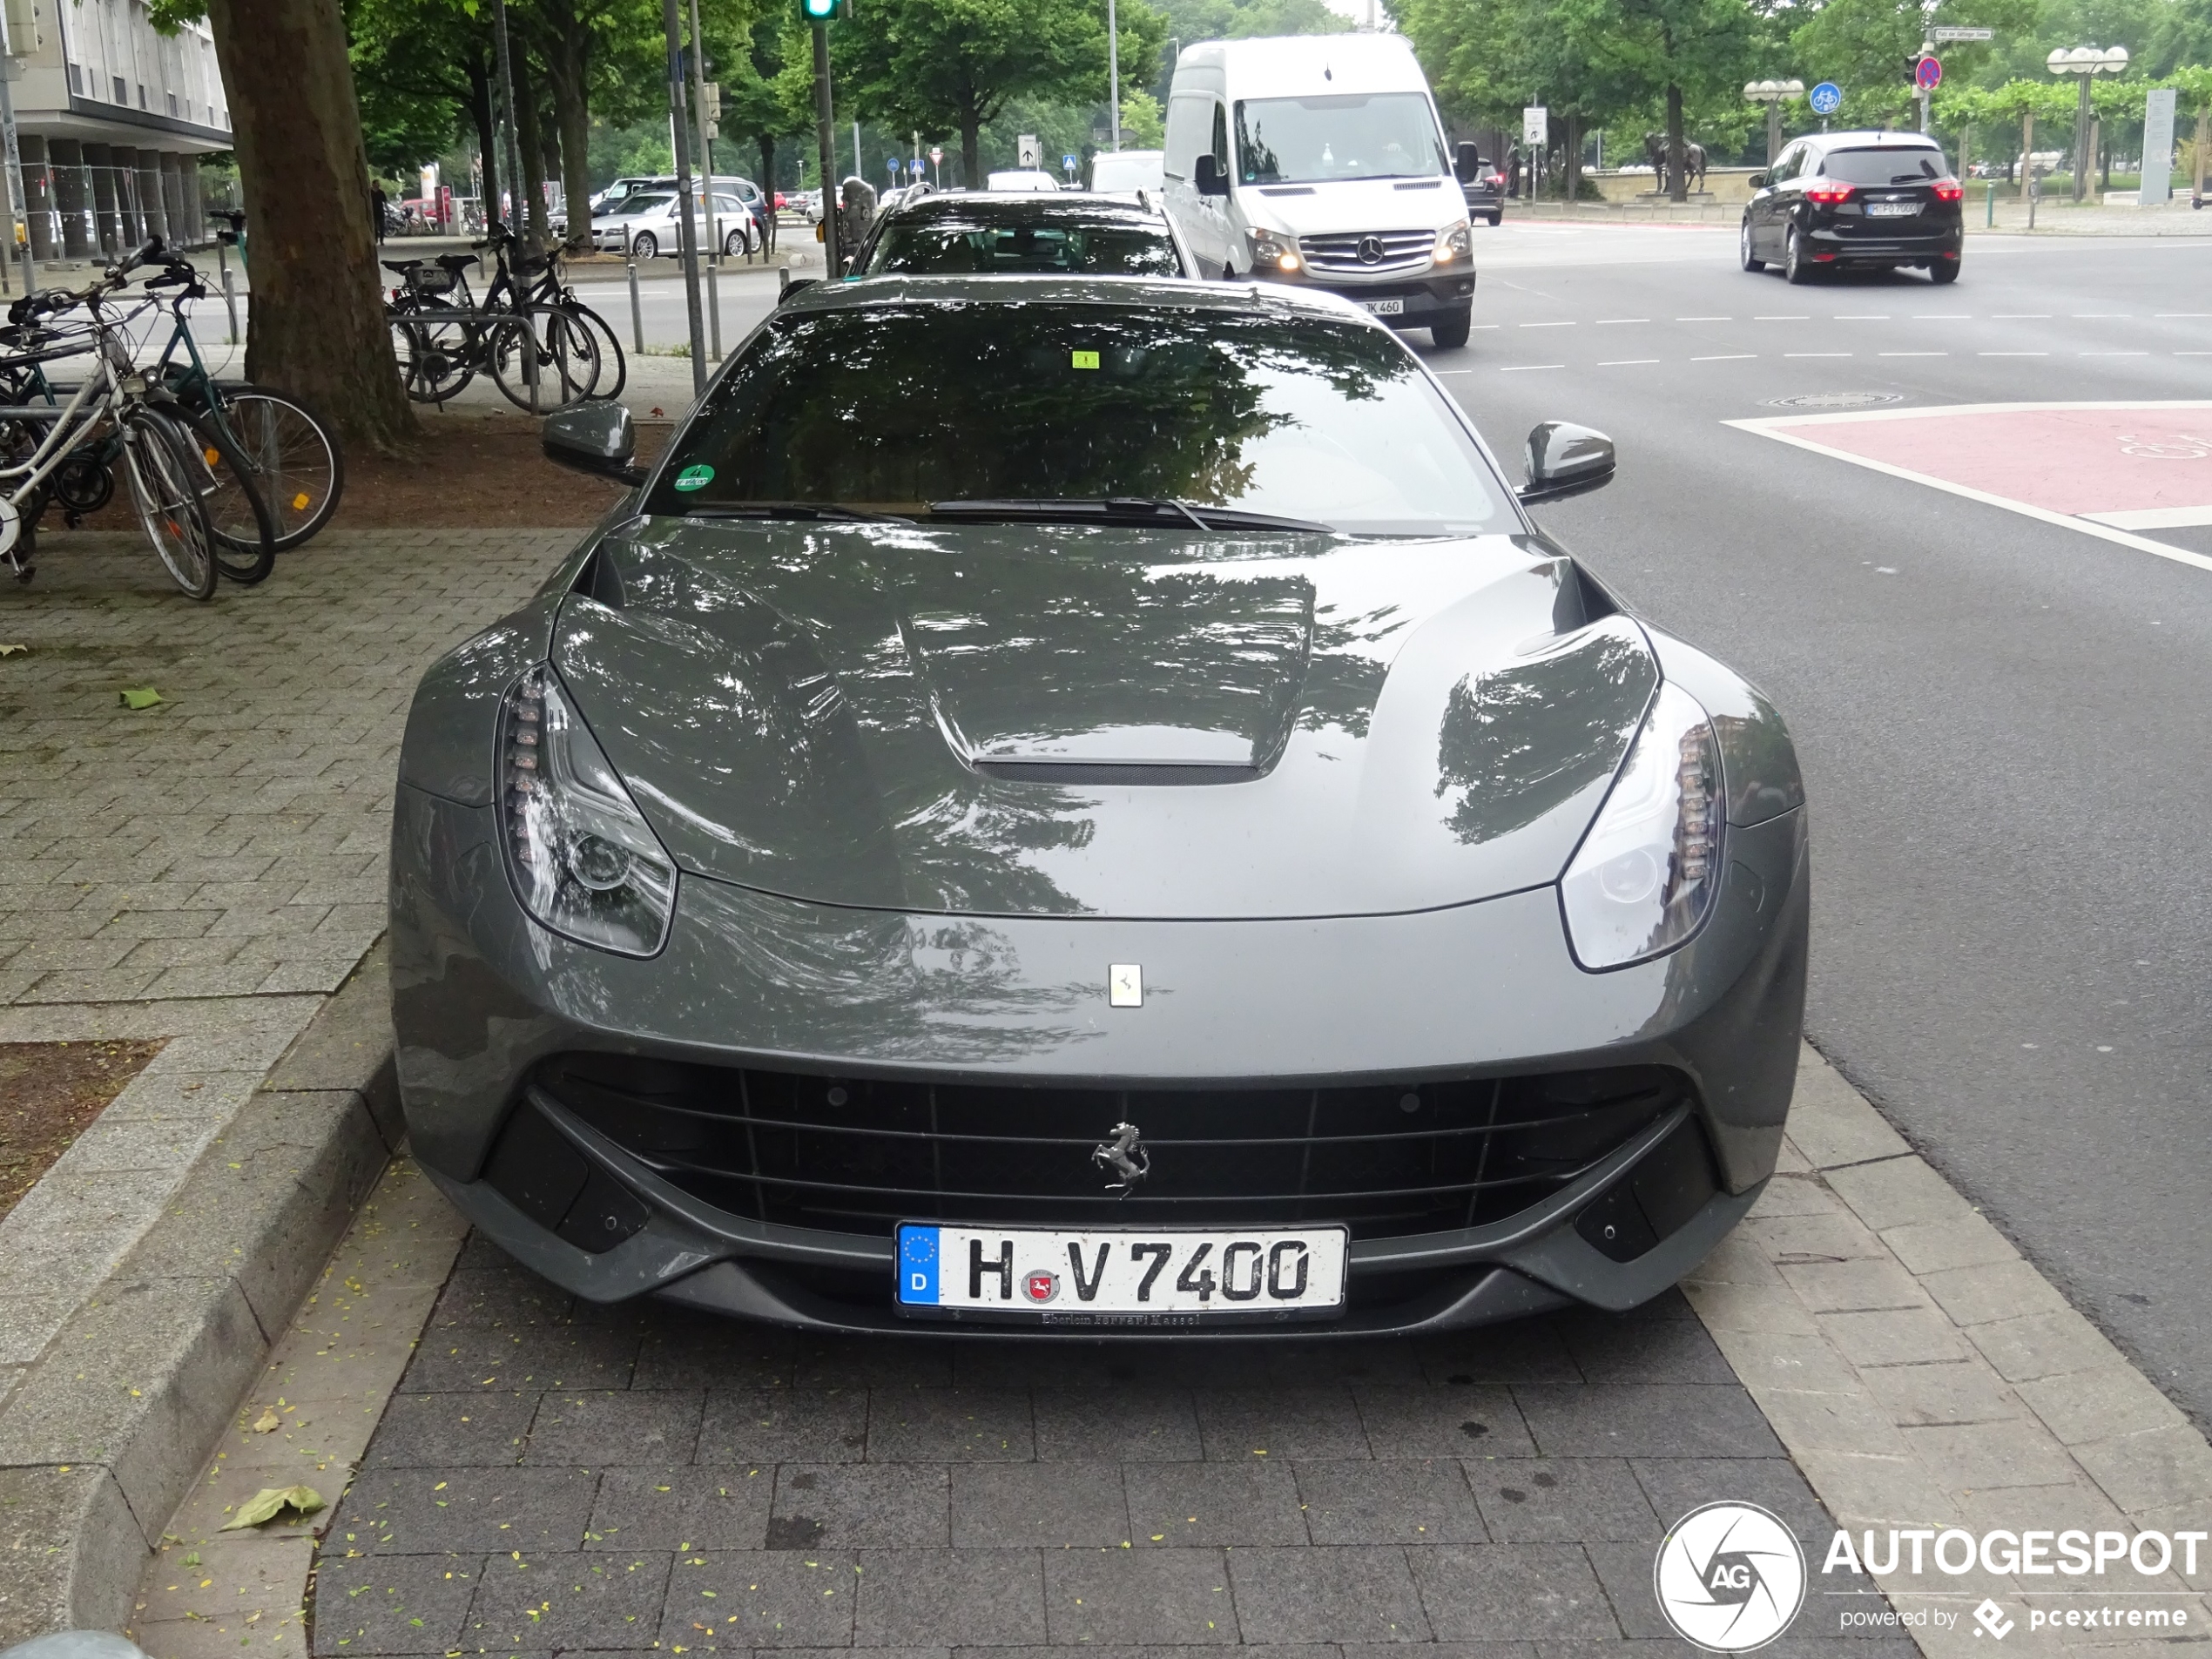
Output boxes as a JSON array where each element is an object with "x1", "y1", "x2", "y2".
[{"x1": 1722, "y1": 399, "x2": 2212, "y2": 575}]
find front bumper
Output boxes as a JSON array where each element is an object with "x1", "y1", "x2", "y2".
[
  {"x1": 390, "y1": 786, "x2": 1807, "y2": 1335},
  {"x1": 1258, "y1": 266, "x2": 1476, "y2": 323}
]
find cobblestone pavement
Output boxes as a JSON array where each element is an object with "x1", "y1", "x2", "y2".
[
  {"x1": 0, "y1": 529, "x2": 572, "y2": 1007},
  {"x1": 313, "y1": 1238, "x2": 1911, "y2": 1658}
]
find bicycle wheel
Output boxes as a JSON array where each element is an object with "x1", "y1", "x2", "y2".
[
  {"x1": 565, "y1": 301, "x2": 626, "y2": 401},
  {"x1": 390, "y1": 309, "x2": 475, "y2": 401},
  {"x1": 179, "y1": 404, "x2": 277, "y2": 584},
  {"x1": 490, "y1": 306, "x2": 600, "y2": 413},
  {"x1": 201, "y1": 384, "x2": 345, "y2": 551},
  {"x1": 121, "y1": 407, "x2": 217, "y2": 600}
]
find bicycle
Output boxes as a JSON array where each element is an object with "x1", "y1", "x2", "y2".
[
  {"x1": 516, "y1": 235, "x2": 627, "y2": 401},
  {"x1": 384, "y1": 226, "x2": 600, "y2": 411},
  {"x1": 0, "y1": 239, "x2": 275, "y2": 596}
]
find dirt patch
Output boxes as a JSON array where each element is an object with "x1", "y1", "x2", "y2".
[{"x1": 0, "y1": 1037, "x2": 167, "y2": 1222}]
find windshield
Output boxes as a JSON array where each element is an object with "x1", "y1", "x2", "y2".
[
  {"x1": 1235, "y1": 93, "x2": 1449, "y2": 185},
  {"x1": 864, "y1": 206, "x2": 1180, "y2": 276},
  {"x1": 644, "y1": 300, "x2": 1508, "y2": 535},
  {"x1": 1822, "y1": 147, "x2": 1947, "y2": 185},
  {"x1": 611, "y1": 194, "x2": 672, "y2": 216}
]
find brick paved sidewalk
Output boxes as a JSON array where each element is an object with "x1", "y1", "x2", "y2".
[
  {"x1": 310, "y1": 1244, "x2": 1911, "y2": 1658},
  {"x1": 0, "y1": 529, "x2": 570, "y2": 1006}
]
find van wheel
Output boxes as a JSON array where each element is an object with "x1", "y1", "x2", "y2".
[{"x1": 1430, "y1": 306, "x2": 1473, "y2": 349}]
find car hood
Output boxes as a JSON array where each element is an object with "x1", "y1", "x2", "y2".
[
  {"x1": 1239, "y1": 175, "x2": 1464, "y2": 238},
  {"x1": 552, "y1": 517, "x2": 1657, "y2": 920}
]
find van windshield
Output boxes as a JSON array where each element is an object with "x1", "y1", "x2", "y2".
[{"x1": 1235, "y1": 93, "x2": 1449, "y2": 185}]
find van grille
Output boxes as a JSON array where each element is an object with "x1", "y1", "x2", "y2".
[
  {"x1": 1299, "y1": 229, "x2": 1435, "y2": 275},
  {"x1": 530, "y1": 1055, "x2": 1688, "y2": 1242}
]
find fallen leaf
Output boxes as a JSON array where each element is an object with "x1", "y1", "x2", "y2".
[
  {"x1": 253, "y1": 1408, "x2": 280, "y2": 1433},
  {"x1": 0, "y1": 643, "x2": 25, "y2": 656},
  {"x1": 119, "y1": 687, "x2": 162, "y2": 710},
  {"x1": 219, "y1": 1485, "x2": 325, "y2": 1530}
]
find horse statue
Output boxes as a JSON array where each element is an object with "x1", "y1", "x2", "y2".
[{"x1": 1641, "y1": 131, "x2": 1710, "y2": 194}]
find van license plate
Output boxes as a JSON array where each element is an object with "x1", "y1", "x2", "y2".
[
  {"x1": 1359, "y1": 298, "x2": 1406, "y2": 315},
  {"x1": 895, "y1": 1224, "x2": 1349, "y2": 1324}
]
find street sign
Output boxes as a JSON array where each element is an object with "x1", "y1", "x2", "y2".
[
  {"x1": 1063, "y1": 153, "x2": 1078, "y2": 170},
  {"x1": 929, "y1": 145, "x2": 943, "y2": 163},
  {"x1": 1810, "y1": 81, "x2": 1843, "y2": 114},
  {"x1": 1522, "y1": 105, "x2": 1548, "y2": 145},
  {"x1": 1932, "y1": 25, "x2": 1993, "y2": 40},
  {"x1": 887, "y1": 155, "x2": 900, "y2": 179},
  {"x1": 2141, "y1": 85, "x2": 2177, "y2": 204},
  {"x1": 1017, "y1": 133, "x2": 1041, "y2": 167},
  {"x1": 1915, "y1": 55, "x2": 1943, "y2": 89}
]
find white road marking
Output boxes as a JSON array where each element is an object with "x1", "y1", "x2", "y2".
[
  {"x1": 1472, "y1": 324, "x2": 1501, "y2": 330},
  {"x1": 1835, "y1": 314, "x2": 1891, "y2": 320},
  {"x1": 2073, "y1": 314, "x2": 2130, "y2": 318},
  {"x1": 2080, "y1": 351, "x2": 2148, "y2": 356},
  {"x1": 2176, "y1": 351, "x2": 2212, "y2": 356},
  {"x1": 1784, "y1": 352, "x2": 1851, "y2": 358},
  {"x1": 1433, "y1": 368, "x2": 1479, "y2": 375},
  {"x1": 1595, "y1": 317, "x2": 1649, "y2": 324},
  {"x1": 1993, "y1": 314, "x2": 2050, "y2": 319},
  {"x1": 1912, "y1": 314, "x2": 1970, "y2": 320},
  {"x1": 1692, "y1": 354, "x2": 1756, "y2": 361},
  {"x1": 1678, "y1": 315, "x2": 1731, "y2": 321},
  {"x1": 1881, "y1": 352, "x2": 1947, "y2": 357},
  {"x1": 2155, "y1": 313, "x2": 2212, "y2": 318},
  {"x1": 1980, "y1": 351, "x2": 2048, "y2": 356},
  {"x1": 1755, "y1": 314, "x2": 1810, "y2": 320},
  {"x1": 1598, "y1": 359, "x2": 1661, "y2": 367},
  {"x1": 1519, "y1": 321, "x2": 1575, "y2": 327},
  {"x1": 2084, "y1": 505, "x2": 2212, "y2": 530},
  {"x1": 1500, "y1": 364, "x2": 1566, "y2": 372}
]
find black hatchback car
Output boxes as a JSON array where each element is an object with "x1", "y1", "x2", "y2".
[{"x1": 1740, "y1": 132, "x2": 1964, "y2": 283}]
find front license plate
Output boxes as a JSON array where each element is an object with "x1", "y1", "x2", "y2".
[
  {"x1": 895, "y1": 1224, "x2": 1350, "y2": 1325},
  {"x1": 1866, "y1": 201, "x2": 1920, "y2": 218},
  {"x1": 1359, "y1": 297, "x2": 1406, "y2": 315}
]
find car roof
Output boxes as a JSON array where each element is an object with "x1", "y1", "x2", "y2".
[
  {"x1": 885, "y1": 190, "x2": 1169, "y2": 220},
  {"x1": 1804, "y1": 132, "x2": 1942, "y2": 149},
  {"x1": 784, "y1": 273, "x2": 1376, "y2": 325}
]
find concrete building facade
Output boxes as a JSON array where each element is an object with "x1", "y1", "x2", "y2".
[{"x1": 3, "y1": 0, "x2": 230, "y2": 260}]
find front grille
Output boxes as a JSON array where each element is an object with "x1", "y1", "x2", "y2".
[
  {"x1": 532, "y1": 1055, "x2": 1689, "y2": 1242},
  {"x1": 1299, "y1": 229, "x2": 1435, "y2": 275}
]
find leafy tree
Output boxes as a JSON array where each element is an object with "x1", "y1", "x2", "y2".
[
  {"x1": 1122, "y1": 86, "x2": 1166, "y2": 146},
  {"x1": 835, "y1": 0, "x2": 1168, "y2": 185}
]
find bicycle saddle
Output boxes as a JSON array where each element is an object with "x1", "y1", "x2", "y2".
[
  {"x1": 437, "y1": 253, "x2": 479, "y2": 272},
  {"x1": 380, "y1": 260, "x2": 426, "y2": 275}
]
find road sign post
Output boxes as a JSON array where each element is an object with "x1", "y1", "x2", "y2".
[{"x1": 1522, "y1": 106, "x2": 1546, "y2": 199}]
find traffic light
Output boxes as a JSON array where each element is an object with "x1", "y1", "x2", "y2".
[{"x1": 800, "y1": 0, "x2": 840, "y2": 19}]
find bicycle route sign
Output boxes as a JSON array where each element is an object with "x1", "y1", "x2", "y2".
[{"x1": 1810, "y1": 81, "x2": 1843, "y2": 114}]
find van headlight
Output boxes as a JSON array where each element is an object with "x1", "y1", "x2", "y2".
[
  {"x1": 1560, "y1": 682, "x2": 1723, "y2": 971},
  {"x1": 1432, "y1": 220, "x2": 1472, "y2": 263},
  {"x1": 1244, "y1": 227, "x2": 1301, "y2": 273},
  {"x1": 499, "y1": 664, "x2": 677, "y2": 957}
]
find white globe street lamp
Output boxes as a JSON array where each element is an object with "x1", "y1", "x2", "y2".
[
  {"x1": 1743, "y1": 79, "x2": 1806, "y2": 167},
  {"x1": 2047, "y1": 44, "x2": 2129, "y2": 202}
]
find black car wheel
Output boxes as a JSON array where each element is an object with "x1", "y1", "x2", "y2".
[
  {"x1": 1487, "y1": 212, "x2": 1502, "y2": 226},
  {"x1": 1739, "y1": 219, "x2": 1764, "y2": 273},
  {"x1": 1784, "y1": 226, "x2": 1816, "y2": 285},
  {"x1": 1930, "y1": 258, "x2": 1961, "y2": 285}
]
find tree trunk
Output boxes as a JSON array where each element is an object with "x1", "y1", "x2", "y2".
[
  {"x1": 1665, "y1": 82, "x2": 1688, "y2": 204},
  {"x1": 513, "y1": 50, "x2": 550, "y2": 250},
  {"x1": 1563, "y1": 112, "x2": 1581, "y2": 202},
  {"x1": 541, "y1": 7, "x2": 595, "y2": 255},
  {"x1": 469, "y1": 57, "x2": 501, "y2": 232},
  {"x1": 961, "y1": 112, "x2": 981, "y2": 191},
  {"x1": 204, "y1": 0, "x2": 415, "y2": 451}
]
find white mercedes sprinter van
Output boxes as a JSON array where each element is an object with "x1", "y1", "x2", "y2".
[{"x1": 1162, "y1": 34, "x2": 1480, "y2": 347}]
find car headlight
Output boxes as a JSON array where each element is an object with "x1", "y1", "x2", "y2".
[
  {"x1": 499, "y1": 664, "x2": 677, "y2": 957},
  {"x1": 1433, "y1": 219, "x2": 1472, "y2": 263},
  {"x1": 1244, "y1": 227, "x2": 1301, "y2": 273},
  {"x1": 1560, "y1": 682, "x2": 1723, "y2": 971}
]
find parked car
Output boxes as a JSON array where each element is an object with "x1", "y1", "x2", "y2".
[
  {"x1": 1741, "y1": 131, "x2": 1965, "y2": 283},
  {"x1": 590, "y1": 191, "x2": 751, "y2": 259},
  {"x1": 590, "y1": 173, "x2": 770, "y2": 249},
  {"x1": 848, "y1": 190, "x2": 1191, "y2": 277},
  {"x1": 1460, "y1": 152, "x2": 1507, "y2": 226},
  {"x1": 986, "y1": 169, "x2": 1065, "y2": 192},
  {"x1": 1089, "y1": 149, "x2": 1166, "y2": 197},
  {"x1": 395, "y1": 274, "x2": 1808, "y2": 1337},
  {"x1": 1162, "y1": 33, "x2": 1486, "y2": 347}
]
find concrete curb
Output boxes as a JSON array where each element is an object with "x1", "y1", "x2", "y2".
[{"x1": 0, "y1": 943, "x2": 400, "y2": 1645}]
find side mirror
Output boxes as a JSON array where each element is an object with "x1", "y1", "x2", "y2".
[
  {"x1": 1454, "y1": 141, "x2": 1482, "y2": 183},
  {"x1": 543, "y1": 402, "x2": 646, "y2": 488},
  {"x1": 1194, "y1": 153, "x2": 1230, "y2": 197},
  {"x1": 1748, "y1": 172, "x2": 1768, "y2": 188},
  {"x1": 779, "y1": 272, "x2": 819, "y2": 303},
  {"x1": 840, "y1": 254, "x2": 857, "y2": 277},
  {"x1": 1517, "y1": 421, "x2": 1615, "y2": 504}
]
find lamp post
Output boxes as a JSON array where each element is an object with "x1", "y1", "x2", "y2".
[
  {"x1": 1743, "y1": 80, "x2": 1806, "y2": 168},
  {"x1": 2047, "y1": 45, "x2": 2128, "y2": 203}
]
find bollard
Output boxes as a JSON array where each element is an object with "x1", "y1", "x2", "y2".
[
  {"x1": 222, "y1": 266, "x2": 240, "y2": 346},
  {"x1": 627, "y1": 258, "x2": 644, "y2": 354},
  {"x1": 1986, "y1": 182, "x2": 1995, "y2": 227},
  {"x1": 706, "y1": 247, "x2": 723, "y2": 361}
]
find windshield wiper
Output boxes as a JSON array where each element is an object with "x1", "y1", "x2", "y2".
[
  {"x1": 681, "y1": 502, "x2": 910, "y2": 523},
  {"x1": 927, "y1": 497, "x2": 1333, "y2": 534}
]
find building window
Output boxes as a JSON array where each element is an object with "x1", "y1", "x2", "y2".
[
  {"x1": 112, "y1": 74, "x2": 126, "y2": 104},
  {"x1": 165, "y1": 91, "x2": 177, "y2": 116},
  {"x1": 138, "y1": 84, "x2": 147, "y2": 108},
  {"x1": 66, "y1": 62, "x2": 80, "y2": 94}
]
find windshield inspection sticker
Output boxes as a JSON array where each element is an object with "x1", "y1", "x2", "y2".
[
  {"x1": 1070, "y1": 349, "x2": 1101, "y2": 370},
  {"x1": 673, "y1": 464, "x2": 715, "y2": 491}
]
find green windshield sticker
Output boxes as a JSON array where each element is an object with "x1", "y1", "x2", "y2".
[
  {"x1": 673, "y1": 464, "x2": 715, "y2": 491},
  {"x1": 1070, "y1": 349, "x2": 1101, "y2": 370}
]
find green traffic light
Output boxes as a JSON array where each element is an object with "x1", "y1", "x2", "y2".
[{"x1": 800, "y1": 0, "x2": 840, "y2": 19}]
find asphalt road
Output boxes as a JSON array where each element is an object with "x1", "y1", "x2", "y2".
[{"x1": 1422, "y1": 222, "x2": 2212, "y2": 1427}]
